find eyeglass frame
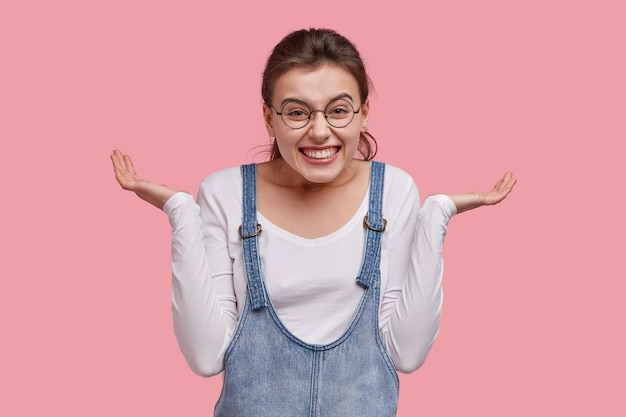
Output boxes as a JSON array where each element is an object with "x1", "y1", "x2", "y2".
[{"x1": 267, "y1": 98, "x2": 362, "y2": 129}]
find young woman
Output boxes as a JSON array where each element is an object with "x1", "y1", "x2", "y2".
[{"x1": 111, "y1": 28, "x2": 515, "y2": 416}]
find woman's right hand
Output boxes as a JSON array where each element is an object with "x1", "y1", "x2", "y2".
[{"x1": 110, "y1": 149, "x2": 181, "y2": 210}]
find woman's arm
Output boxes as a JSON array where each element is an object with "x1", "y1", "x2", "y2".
[
  {"x1": 382, "y1": 190, "x2": 454, "y2": 373},
  {"x1": 382, "y1": 171, "x2": 516, "y2": 373},
  {"x1": 110, "y1": 150, "x2": 236, "y2": 377},
  {"x1": 166, "y1": 190, "x2": 236, "y2": 377}
]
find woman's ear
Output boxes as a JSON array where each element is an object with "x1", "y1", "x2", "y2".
[
  {"x1": 360, "y1": 98, "x2": 370, "y2": 132},
  {"x1": 263, "y1": 103, "x2": 276, "y2": 137}
]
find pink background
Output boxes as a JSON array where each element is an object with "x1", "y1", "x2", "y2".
[{"x1": 2, "y1": 0, "x2": 624, "y2": 415}]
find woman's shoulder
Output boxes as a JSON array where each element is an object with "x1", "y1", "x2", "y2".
[
  {"x1": 198, "y1": 165, "x2": 243, "y2": 199},
  {"x1": 375, "y1": 161, "x2": 421, "y2": 213},
  {"x1": 201, "y1": 165, "x2": 243, "y2": 184},
  {"x1": 379, "y1": 162, "x2": 411, "y2": 178},
  {"x1": 376, "y1": 162, "x2": 418, "y2": 191}
]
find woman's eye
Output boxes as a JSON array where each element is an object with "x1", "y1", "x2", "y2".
[
  {"x1": 328, "y1": 107, "x2": 349, "y2": 117},
  {"x1": 287, "y1": 109, "x2": 307, "y2": 118}
]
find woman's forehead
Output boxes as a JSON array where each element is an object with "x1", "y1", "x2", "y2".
[{"x1": 272, "y1": 65, "x2": 361, "y2": 105}]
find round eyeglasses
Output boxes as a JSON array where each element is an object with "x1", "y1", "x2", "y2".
[{"x1": 269, "y1": 98, "x2": 361, "y2": 129}]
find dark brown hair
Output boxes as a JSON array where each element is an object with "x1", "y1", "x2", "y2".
[{"x1": 262, "y1": 28, "x2": 377, "y2": 160}]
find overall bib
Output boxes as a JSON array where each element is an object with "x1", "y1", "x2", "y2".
[{"x1": 214, "y1": 161, "x2": 399, "y2": 417}]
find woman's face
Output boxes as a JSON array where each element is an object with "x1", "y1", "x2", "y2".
[{"x1": 263, "y1": 64, "x2": 369, "y2": 186}]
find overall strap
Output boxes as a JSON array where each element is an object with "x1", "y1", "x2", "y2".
[
  {"x1": 356, "y1": 161, "x2": 387, "y2": 288},
  {"x1": 239, "y1": 163, "x2": 268, "y2": 310}
]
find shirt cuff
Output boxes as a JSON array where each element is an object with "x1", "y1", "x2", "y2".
[
  {"x1": 162, "y1": 192, "x2": 197, "y2": 229},
  {"x1": 423, "y1": 194, "x2": 458, "y2": 218}
]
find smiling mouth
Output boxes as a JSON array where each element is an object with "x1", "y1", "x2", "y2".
[{"x1": 300, "y1": 147, "x2": 340, "y2": 159}]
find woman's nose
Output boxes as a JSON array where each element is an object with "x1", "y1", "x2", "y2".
[{"x1": 308, "y1": 111, "x2": 331, "y2": 140}]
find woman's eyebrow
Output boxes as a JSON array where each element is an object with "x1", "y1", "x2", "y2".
[
  {"x1": 328, "y1": 93, "x2": 354, "y2": 104},
  {"x1": 279, "y1": 93, "x2": 355, "y2": 109},
  {"x1": 279, "y1": 97, "x2": 308, "y2": 108}
]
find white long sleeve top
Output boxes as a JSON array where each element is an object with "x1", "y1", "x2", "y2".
[{"x1": 163, "y1": 163, "x2": 456, "y2": 377}]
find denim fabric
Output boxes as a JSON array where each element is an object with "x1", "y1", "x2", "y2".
[{"x1": 214, "y1": 162, "x2": 399, "y2": 417}]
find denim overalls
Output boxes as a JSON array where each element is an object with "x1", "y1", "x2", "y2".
[{"x1": 214, "y1": 161, "x2": 399, "y2": 417}]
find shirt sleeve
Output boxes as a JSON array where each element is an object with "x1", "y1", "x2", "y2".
[
  {"x1": 379, "y1": 174, "x2": 457, "y2": 373},
  {"x1": 163, "y1": 185, "x2": 238, "y2": 377}
]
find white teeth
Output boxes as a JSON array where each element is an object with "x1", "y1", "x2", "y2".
[{"x1": 301, "y1": 148, "x2": 338, "y2": 159}]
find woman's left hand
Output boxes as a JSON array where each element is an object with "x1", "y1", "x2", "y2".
[{"x1": 447, "y1": 172, "x2": 517, "y2": 214}]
